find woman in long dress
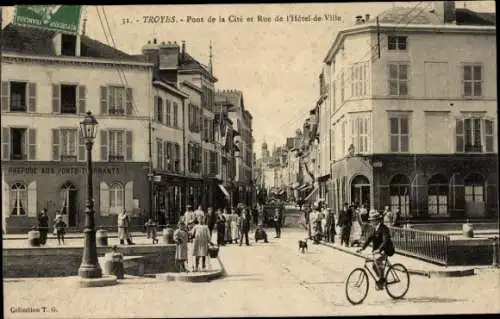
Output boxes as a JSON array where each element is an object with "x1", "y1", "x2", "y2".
[
  {"x1": 223, "y1": 208, "x2": 232, "y2": 244},
  {"x1": 230, "y1": 210, "x2": 240, "y2": 244},
  {"x1": 190, "y1": 219, "x2": 211, "y2": 272}
]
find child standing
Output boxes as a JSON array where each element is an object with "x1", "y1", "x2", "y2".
[
  {"x1": 173, "y1": 221, "x2": 188, "y2": 272},
  {"x1": 144, "y1": 218, "x2": 159, "y2": 244},
  {"x1": 53, "y1": 215, "x2": 67, "y2": 245}
]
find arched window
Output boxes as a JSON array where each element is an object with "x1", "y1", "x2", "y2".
[
  {"x1": 10, "y1": 183, "x2": 27, "y2": 216},
  {"x1": 464, "y1": 173, "x2": 484, "y2": 203},
  {"x1": 351, "y1": 175, "x2": 370, "y2": 207},
  {"x1": 109, "y1": 182, "x2": 124, "y2": 214},
  {"x1": 428, "y1": 174, "x2": 448, "y2": 217},
  {"x1": 390, "y1": 174, "x2": 410, "y2": 217}
]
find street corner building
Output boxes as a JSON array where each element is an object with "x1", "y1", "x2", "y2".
[
  {"x1": 0, "y1": 24, "x2": 257, "y2": 233},
  {"x1": 0, "y1": 23, "x2": 155, "y2": 233},
  {"x1": 278, "y1": 2, "x2": 498, "y2": 222}
]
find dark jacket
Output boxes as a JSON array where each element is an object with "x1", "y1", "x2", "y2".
[
  {"x1": 338, "y1": 208, "x2": 352, "y2": 227},
  {"x1": 361, "y1": 223, "x2": 395, "y2": 256}
]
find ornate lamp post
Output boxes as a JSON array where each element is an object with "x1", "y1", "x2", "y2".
[{"x1": 78, "y1": 111, "x2": 102, "y2": 279}]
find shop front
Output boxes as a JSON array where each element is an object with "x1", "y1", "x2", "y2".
[
  {"x1": 153, "y1": 173, "x2": 186, "y2": 226},
  {"x1": 2, "y1": 161, "x2": 149, "y2": 234}
]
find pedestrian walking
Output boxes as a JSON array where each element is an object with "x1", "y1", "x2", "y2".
[
  {"x1": 53, "y1": 214, "x2": 66, "y2": 245},
  {"x1": 215, "y1": 209, "x2": 226, "y2": 246},
  {"x1": 118, "y1": 210, "x2": 134, "y2": 245},
  {"x1": 190, "y1": 219, "x2": 211, "y2": 272},
  {"x1": 393, "y1": 208, "x2": 402, "y2": 228},
  {"x1": 184, "y1": 205, "x2": 196, "y2": 233},
  {"x1": 194, "y1": 205, "x2": 206, "y2": 225},
  {"x1": 144, "y1": 218, "x2": 158, "y2": 244},
  {"x1": 230, "y1": 209, "x2": 240, "y2": 244},
  {"x1": 273, "y1": 208, "x2": 281, "y2": 238},
  {"x1": 338, "y1": 203, "x2": 353, "y2": 247},
  {"x1": 206, "y1": 207, "x2": 215, "y2": 239},
  {"x1": 223, "y1": 208, "x2": 232, "y2": 244},
  {"x1": 38, "y1": 209, "x2": 49, "y2": 245},
  {"x1": 239, "y1": 208, "x2": 251, "y2": 246},
  {"x1": 173, "y1": 221, "x2": 188, "y2": 272}
]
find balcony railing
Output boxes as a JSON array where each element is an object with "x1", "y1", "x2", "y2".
[
  {"x1": 108, "y1": 108, "x2": 125, "y2": 115},
  {"x1": 465, "y1": 144, "x2": 483, "y2": 153},
  {"x1": 109, "y1": 155, "x2": 125, "y2": 162},
  {"x1": 10, "y1": 153, "x2": 28, "y2": 160},
  {"x1": 61, "y1": 155, "x2": 77, "y2": 162}
]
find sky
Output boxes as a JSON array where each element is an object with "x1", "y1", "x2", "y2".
[{"x1": 2, "y1": 2, "x2": 496, "y2": 158}]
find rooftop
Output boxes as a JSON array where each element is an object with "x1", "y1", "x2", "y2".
[{"x1": 2, "y1": 23, "x2": 141, "y2": 62}]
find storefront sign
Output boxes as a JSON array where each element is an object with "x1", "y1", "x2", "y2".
[{"x1": 5, "y1": 167, "x2": 121, "y2": 176}]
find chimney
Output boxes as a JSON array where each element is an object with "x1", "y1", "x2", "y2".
[
  {"x1": 158, "y1": 41, "x2": 180, "y2": 70},
  {"x1": 153, "y1": 38, "x2": 157, "y2": 44},
  {"x1": 355, "y1": 15, "x2": 364, "y2": 24},
  {"x1": 365, "y1": 14, "x2": 370, "y2": 22},
  {"x1": 431, "y1": 1, "x2": 456, "y2": 24},
  {"x1": 181, "y1": 40, "x2": 186, "y2": 59}
]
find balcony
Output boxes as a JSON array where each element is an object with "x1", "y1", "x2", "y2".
[
  {"x1": 61, "y1": 155, "x2": 77, "y2": 162},
  {"x1": 109, "y1": 108, "x2": 125, "y2": 115},
  {"x1": 109, "y1": 155, "x2": 125, "y2": 162},
  {"x1": 465, "y1": 144, "x2": 483, "y2": 153},
  {"x1": 10, "y1": 153, "x2": 27, "y2": 160}
]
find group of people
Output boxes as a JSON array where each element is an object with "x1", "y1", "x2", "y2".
[
  {"x1": 35, "y1": 208, "x2": 67, "y2": 246},
  {"x1": 302, "y1": 200, "x2": 403, "y2": 248}
]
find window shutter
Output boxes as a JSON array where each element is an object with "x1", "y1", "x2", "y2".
[
  {"x1": 125, "y1": 131, "x2": 133, "y2": 161},
  {"x1": 2, "y1": 181, "x2": 9, "y2": 221},
  {"x1": 100, "y1": 130, "x2": 108, "y2": 161},
  {"x1": 52, "y1": 129, "x2": 60, "y2": 161},
  {"x1": 456, "y1": 119, "x2": 464, "y2": 153},
  {"x1": 1, "y1": 82, "x2": 10, "y2": 111},
  {"x1": 2, "y1": 127, "x2": 10, "y2": 160},
  {"x1": 163, "y1": 141, "x2": 169, "y2": 171},
  {"x1": 78, "y1": 129, "x2": 86, "y2": 161},
  {"x1": 28, "y1": 83, "x2": 37, "y2": 112},
  {"x1": 27, "y1": 181, "x2": 37, "y2": 217},
  {"x1": 78, "y1": 85, "x2": 86, "y2": 114},
  {"x1": 100, "y1": 182, "x2": 109, "y2": 216},
  {"x1": 100, "y1": 86, "x2": 108, "y2": 115},
  {"x1": 28, "y1": 128, "x2": 36, "y2": 160},
  {"x1": 52, "y1": 84, "x2": 60, "y2": 113},
  {"x1": 126, "y1": 87, "x2": 133, "y2": 115},
  {"x1": 154, "y1": 96, "x2": 158, "y2": 121},
  {"x1": 125, "y1": 181, "x2": 134, "y2": 213}
]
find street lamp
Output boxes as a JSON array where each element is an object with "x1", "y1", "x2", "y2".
[{"x1": 78, "y1": 111, "x2": 102, "y2": 279}]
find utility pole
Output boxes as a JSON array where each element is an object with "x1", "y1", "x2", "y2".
[{"x1": 376, "y1": 16, "x2": 381, "y2": 59}]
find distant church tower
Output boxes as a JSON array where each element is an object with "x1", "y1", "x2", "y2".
[{"x1": 261, "y1": 141, "x2": 269, "y2": 158}]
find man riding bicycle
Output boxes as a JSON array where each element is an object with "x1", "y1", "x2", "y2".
[{"x1": 356, "y1": 210, "x2": 395, "y2": 289}]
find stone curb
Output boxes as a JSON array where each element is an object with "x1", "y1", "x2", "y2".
[
  {"x1": 155, "y1": 256, "x2": 225, "y2": 283},
  {"x1": 320, "y1": 242, "x2": 476, "y2": 278}
]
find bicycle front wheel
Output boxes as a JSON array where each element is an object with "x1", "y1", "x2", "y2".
[
  {"x1": 345, "y1": 268, "x2": 369, "y2": 305},
  {"x1": 384, "y1": 263, "x2": 410, "y2": 299}
]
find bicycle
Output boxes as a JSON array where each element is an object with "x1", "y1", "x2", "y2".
[{"x1": 345, "y1": 252, "x2": 410, "y2": 305}]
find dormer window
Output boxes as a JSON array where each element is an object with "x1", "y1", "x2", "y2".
[
  {"x1": 61, "y1": 33, "x2": 77, "y2": 56},
  {"x1": 388, "y1": 36, "x2": 407, "y2": 51}
]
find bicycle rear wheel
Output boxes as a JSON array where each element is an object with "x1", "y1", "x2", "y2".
[
  {"x1": 345, "y1": 268, "x2": 369, "y2": 305},
  {"x1": 384, "y1": 263, "x2": 410, "y2": 299}
]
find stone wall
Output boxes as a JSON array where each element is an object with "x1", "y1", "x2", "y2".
[{"x1": 3, "y1": 245, "x2": 176, "y2": 278}]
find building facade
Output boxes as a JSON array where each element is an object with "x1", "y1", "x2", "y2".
[
  {"x1": 1, "y1": 24, "x2": 153, "y2": 233},
  {"x1": 322, "y1": 3, "x2": 497, "y2": 220},
  {"x1": 216, "y1": 90, "x2": 255, "y2": 208}
]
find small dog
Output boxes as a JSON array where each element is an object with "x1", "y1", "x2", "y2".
[{"x1": 298, "y1": 239, "x2": 309, "y2": 254}]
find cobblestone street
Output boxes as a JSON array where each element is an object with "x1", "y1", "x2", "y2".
[{"x1": 4, "y1": 229, "x2": 499, "y2": 318}]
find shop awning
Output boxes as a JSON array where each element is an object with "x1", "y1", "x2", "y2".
[
  {"x1": 218, "y1": 184, "x2": 230, "y2": 198},
  {"x1": 304, "y1": 186, "x2": 318, "y2": 201}
]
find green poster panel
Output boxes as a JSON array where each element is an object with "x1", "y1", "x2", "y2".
[{"x1": 13, "y1": 5, "x2": 83, "y2": 35}]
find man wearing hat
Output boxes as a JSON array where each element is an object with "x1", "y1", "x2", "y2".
[{"x1": 357, "y1": 210, "x2": 395, "y2": 289}]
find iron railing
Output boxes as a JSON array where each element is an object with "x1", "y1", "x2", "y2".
[{"x1": 364, "y1": 224, "x2": 450, "y2": 266}]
